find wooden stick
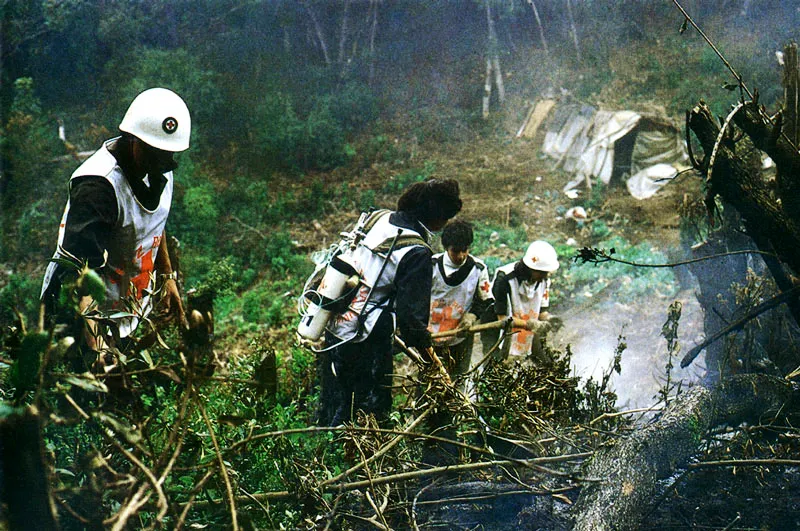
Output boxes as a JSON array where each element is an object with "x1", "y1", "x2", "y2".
[
  {"x1": 393, "y1": 336, "x2": 452, "y2": 385},
  {"x1": 198, "y1": 400, "x2": 239, "y2": 531},
  {"x1": 430, "y1": 317, "x2": 527, "y2": 340}
]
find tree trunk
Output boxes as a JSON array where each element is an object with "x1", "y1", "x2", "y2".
[
  {"x1": 338, "y1": 0, "x2": 350, "y2": 66},
  {"x1": 368, "y1": 0, "x2": 379, "y2": 84},
  {"x1": 482, "y1": 0, "x2": 504, "y2": 119},
  {"x1": 305, "y1": 2, "x2": 331, "y2": 65},
  {"x1": 492, "y1": 54, "x2": 505, "y2": 104},
  {"x1": 572, "y1": 374, "x2": 797, "y2": 531},
  {"x1": 527, "y1": 0, "x2": 549, "y2": 54},
  {"x1": 782, "y1": 41, "x2": 799, "y2": 147},
  {"x1": 565, "y1": 0, "x2": 581, "y2": 63},
  {"x1": 482, "y1": 57, "x2": 492, "y2": 119},
  {"x1": 687, "y1": 101, "x2": 800, "y2": 277}
]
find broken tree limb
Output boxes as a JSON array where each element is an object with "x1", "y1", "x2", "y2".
[
  {"x1": 687, "y1": 102, "x2": 800, "y2": 273},
  {"x1": 687, "y1": 100, "x2": 800, "y2": 332},
  {"x1": 393, "y1": 336, "x2": 452, "y2": 385},
  {"x1": 571, "y1": 374, "x2": 797, "y2": 531},
  {"x1": 680, "y1": 284, "x2": 800, "y2": 368}
]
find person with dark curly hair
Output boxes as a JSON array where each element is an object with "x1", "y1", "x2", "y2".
[
  {"x1": 428, "y1": 220, "x2": 493, "y2": 385},
  {"x1": 319, "y1": 179, "x2": 462, "y2": 426}
]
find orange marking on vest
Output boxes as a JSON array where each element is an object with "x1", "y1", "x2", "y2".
[
  {"x1": 431, "y1": 304, "x2": 459, "y2": 332},
  {"x1": 130, "y1": 248, "x2": 154, "y2": 299}
]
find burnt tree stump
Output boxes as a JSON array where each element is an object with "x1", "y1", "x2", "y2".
[{"x1": 571, "y1": 374, "x2": 797, "y2": 531}]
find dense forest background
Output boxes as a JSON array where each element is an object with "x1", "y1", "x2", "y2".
[{"x1": 2, "y1": 1, "x2": 800, "y2": 529}]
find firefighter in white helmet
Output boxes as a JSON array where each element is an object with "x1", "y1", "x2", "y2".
[
  {"x1": 41, "y1": 88, "x2": 191, "y2": 367},
  {"x1": 485, "y1": 240, "x2": 562, "y2": 361}
]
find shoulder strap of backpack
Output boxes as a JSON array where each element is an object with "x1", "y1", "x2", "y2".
[{"x1": 373, "y1": 233, "x2": 431, "y2": 254}]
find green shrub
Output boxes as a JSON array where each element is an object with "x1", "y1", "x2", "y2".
[
  {"x1": 0, "y1": 273, "x2": 41, "y2": 328},
  {"x1": 297, "y1": 97, "x2": 352, "y2": 170},
  {"x1": 358, "y1": 189, "x2": 377, "y2": 212},
  {"x1": 2, "y1": 78, "x2": 63, "y2": 259},
  {"x1": 263, "y1": 231, "x2": 308, "y2": 275},
  {"x1": 471, "y1": 223, "x2": 529, "y2": 255},
  {"x1": 177, "y1": 184, "x2": 219, "y2": 251}
]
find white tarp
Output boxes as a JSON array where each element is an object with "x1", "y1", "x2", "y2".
[
  {"x1": 626, "y1": 163, "x2": 679, "y2": 200},
  {"x1": 538, "y1": 102, "x2": 688, "y2": 198},
  {"x1": 570, "y1": 110, "x2": 641, "y2": 189}
]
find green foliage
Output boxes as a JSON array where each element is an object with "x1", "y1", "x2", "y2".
[
  {"x1": 358, "y1": 189, "x2": 377, "y2": 211},
  {"x1": 181, "y1": 184, "x2": 219, "y2": 246},
  {"x1": 360, "y1": 134, "x2": 413, "y2": 167},
  {"x1": 249, "y1": 85, "x2": 373, "y2": 172},
  {"x1": 590, "y1": 219, "x2": 612, "y2": 239},
  {"x1": 0, "y1": 273, "x2": 42, "y2": 328},
  {"x1": 7, "y1": 330, "x2": 49, "y2": 395},
  {"x1": 16, "y1": 200, "x2": 59, "y2": 257},
  {"x1": 470, "y1": 222, "x2": 530, "y2": 276},
  {"x1": 241, "y1": 285, "x2": 287, "y2": 327},
  {"x1": 1, "y1": 78, "x2": 63, "y2": 259},
  {"x1": 190, "y1": 256, "x2": 238, "y2": 299},
  {"x1": 584, "y1": 181, "x2": 607, "y2": 211},
  {"x1": 264, "y1": 231, "x2": 307, "y2": 274}
]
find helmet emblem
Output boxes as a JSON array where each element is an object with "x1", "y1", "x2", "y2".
[{"x1": 162, "y1": 117, "x2": 178, "y2": 134}]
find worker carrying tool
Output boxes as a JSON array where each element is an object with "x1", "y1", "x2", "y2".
[
  {"x1": 428, "y1": 220, "x2": 493, "y2": 383},
  {"x1": 483, "y1": 240, "x2": 562, "y2": 362},
  {"x1": 41, "y1": 88, "x2": 190, "y2": 368},
  {"x1": 297, "y1": 179, "x2": 462, "y2": 426}
]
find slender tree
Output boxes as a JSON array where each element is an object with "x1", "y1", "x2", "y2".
[
  {"x1": 565, "y1": 0, "x2": 582, "y2": 62},
  {"x1": 527, "y1": 0, "x2": 549, "y2": 54},
  {"x1": 305, "y1": 1, "x2": 331, "y2": 65},
  {"x1": 482, "y1": 0, "x2": 505, "y2": 119}
]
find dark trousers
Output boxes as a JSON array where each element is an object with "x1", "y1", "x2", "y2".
[{"x1": 318, "y1": 313, "x2": 394, "y2": 426}]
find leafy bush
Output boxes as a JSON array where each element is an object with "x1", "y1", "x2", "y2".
[
  {"x1": 471, "y1": 223, "x2": 529, "y2": 253},
  {"x1": 0, "y1": 273, "x2": 41, "y2": 329},
  {"x1": 1, "y1": 78, "x2": 63, "y2": 259},
  {"x1": 180, "y1": 184, "x2": 219, "y2": 249},
  {"x1": 263, "y1": 231, "x2": 307, "y2": 274}
]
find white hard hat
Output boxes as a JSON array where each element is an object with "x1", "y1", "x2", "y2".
[
  {"x1": 119, "y1": 88, "x2": 191, "y2": 152},
  {"x1": 522, "y1": 241, "x2": 559, "y2": 272}
]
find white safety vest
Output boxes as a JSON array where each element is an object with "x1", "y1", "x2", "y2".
[
  {"x1": 429, "y1": 254, "x2": 488, "y2": 346},
  {"x1": 493, "y1": 262, "x2": 550, "y2": 357},
  {"x1": 327, "y1": 211, "x2": 428, "y2": 343},
  {"x1": 41, "y1": 137, "x2": 173, "y2": 338}
]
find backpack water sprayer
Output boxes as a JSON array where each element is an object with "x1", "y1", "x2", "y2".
[{"x1": 296, "y1": 209, "x2": 393, "y2": 350}]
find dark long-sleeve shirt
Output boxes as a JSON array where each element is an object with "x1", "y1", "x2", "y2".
[{"x1": 389, "y1": 211, "x2": 433, "y2": 349}]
